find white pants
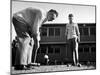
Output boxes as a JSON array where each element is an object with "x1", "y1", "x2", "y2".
[{"x1": 15, "y1": 36, "x2": 34, "y2": 65}]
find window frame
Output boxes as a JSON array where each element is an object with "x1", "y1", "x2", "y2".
[
  {"x1": 83, "y1": 47, "x2": 90, "y2": 53},
  {"x1": 90, "y1": 27, "x2": 96, "y2": 36},
  {"x1": 83, "y1": 27, "x2": 89, "y2": 36},
  {"x1": 48, "y1": 27, "x2": 61, "y2": 37},
  {"x1": 48, "y1": 27, "x2": 55, "y2": 37},
  {"x1": 54, "y1": 47, "x2": 61, "y2": 54},
  {"x1": 41, "y1": 27, "x2": 48, "y2": 37},
  {"x1": 91, "y1": 46, "x2": 96, "y2": 53},
  {"x1": 48, "y1": 46, "x2": 54, "y2": 54},
  {"x1": 40, "y1": 46, "x2": 47, "y2": 54}
]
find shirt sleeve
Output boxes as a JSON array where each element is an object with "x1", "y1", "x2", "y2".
[{"x1": 41, "y1": 10, "x2": 47, "y2": 24}]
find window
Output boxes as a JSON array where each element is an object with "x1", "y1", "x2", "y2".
[
  {"x1": 49, "y1": 28, "x2": 54, "y2": 36},
  {"x1": 84, "y1": 47, "x2": 89, "y2": 53},
  {"x1": 48, "y1": 28, "x2": 60, "y2": 37},
  {"x1": 90, "y1": 27, "x2": 96, "y2": 35},
  {"x1": 41, "y1": 28, "x2": 47, "y2": 36},
  {"x1": 79, "y1": 28, "x2": 83, "y2": 35},
  {"x1": 48, "y1": 47, "x2": 54, "y2": 54},
  {"x1": 55, "y1": 28, "x2": 60, "y2": 36},
  {"x1": 37, "y1": 48, "x2": 41, "y2": 54},
  {"x1": 83, "y1": 28, "x2": 89, "y2": 35},
  {"x1": 78, "y1": 47, "x2": 83, "y2": 53},
  {"x1": 91, "y1": 47, "x2": 96, "y2": 53},
  {"x1": 55, "y1": 48, "x2": 60, "y2": 54},
  {"x1": 41, "y1": 47, "x2": 46, "y2": 54}
]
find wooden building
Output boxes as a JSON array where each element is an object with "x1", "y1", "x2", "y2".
[{"x1": 35, "y1": 23, "x2": 96, "y2": 65}]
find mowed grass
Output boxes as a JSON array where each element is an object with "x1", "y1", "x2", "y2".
[{"x1": 11, "y1": 65, "x2": 96, "y2": 74}]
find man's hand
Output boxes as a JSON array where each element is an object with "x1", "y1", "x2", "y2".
[
  {"x1": 77, "y1": 37, "x2": 80, "y2": 43},
  {"x1": 65, "y1": 31, "x2": 67, "y2": 36},
  {"x1": 29, "y1": 38, "x2": 34, "y2": 46}
]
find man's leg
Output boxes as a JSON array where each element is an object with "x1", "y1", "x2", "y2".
[
  {"x1": 14, "y1": 36, "x2": 29, "y2": 70},
  {"x1": 72, "y1": 38, "x2": 77, "y2": 65},
  {"x1": 75, "y1": 41, "x2": 79, "y2": 64},
  {"x1": 73, "y1": 50, "x2": 76, "y2": 65},
  {"x1": 31, "y1": 35, "x2": 40, "y2": 63},
  {"x1": 75, "y1": 40, "x2": 81, "y2": 67},
  {"x1": 73, "y1": 38, "x2": 81, "y2": 67},
  {"x1": 12, "y1": 16, "x2": 34, "y2": 69},
  {"x1": 27, "y1": 38, "x2": 34, "y2": 65},
  {"x1": 68, "y1": 39, "x2": 73, "y2": 63},
  {"x1": 33, "y1": 37, "x2": 40, "y2": 63},
  {"x1": 19, "y1": 37, "x2": 30, "y2": 65}
]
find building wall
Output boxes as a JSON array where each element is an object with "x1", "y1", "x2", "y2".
[
  {"x1": 36, "y1": 44, "x2": 67, "y2": 64},
  {"x1": 40, "y1": 24, "x2": 66, "y2": 43},
  {"x1": 35, "y1": 23, "x2": 96, "y2": 64}
]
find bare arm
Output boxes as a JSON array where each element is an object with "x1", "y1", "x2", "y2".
[
  {"x1": 65, "y1": 24, "x2": 68, "y2": 36},
  {"x1": 76, "y1": 24, "x2": 80, "y2": 42}
]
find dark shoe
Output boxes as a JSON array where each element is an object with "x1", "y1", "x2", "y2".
[
  {"x1": 72, "y1": 63, "x2": 77, "y2": 66},
  {"x1": 67, "y1": 64, "x2": 72, "y2": 67},
  {"x1": 14, "y1": 65, "x2": 21, "y2": 70},
  {"x1": 26, "y1": 64, "x2": 34, "y2": 69},
  {"x1": 14, "y1": 67, "x2": 20, "y2": 70},
  {"x1": 29, "y1": 63, "x2": 40, "y2": 66},
  {"x1": 15, "y1": 65, "x2": 27, "y2": 70},
  {"x1": 76, "y1": 63, "x2": 82, "y2": 67},
  {"x1": 20, "y1": 65, "x2": 27, "y2": 70}
]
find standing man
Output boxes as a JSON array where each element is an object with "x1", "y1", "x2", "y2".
[
  {"x1": 12, "y1": 7, "x2": 58, "y2": 70},
  {"x1": 65, "y1": 14, "x2": 81, "y2": 67}
]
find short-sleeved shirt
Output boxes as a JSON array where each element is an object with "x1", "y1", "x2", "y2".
[{"x1": 65, "y1": 23, "x2": 80, "y2": 40}]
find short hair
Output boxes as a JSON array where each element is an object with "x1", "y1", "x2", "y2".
[
  {"x1": 68, "y1": 14, "x2": 73, "y2": 17},
  {"x1": 48, "y1": 9, "x2": 58, "y2": 17}
]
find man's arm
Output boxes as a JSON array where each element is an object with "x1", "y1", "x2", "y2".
[
  {"x1": 65, "y1": 24, "x2": 68, "y2": 36},
  {"x1": 75, "y1": 24, "x2": 80, "y2": 42}
]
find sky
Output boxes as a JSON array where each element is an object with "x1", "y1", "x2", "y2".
[{"x1": 11, "y1": 0, "x2": 96, "y2": 40}]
